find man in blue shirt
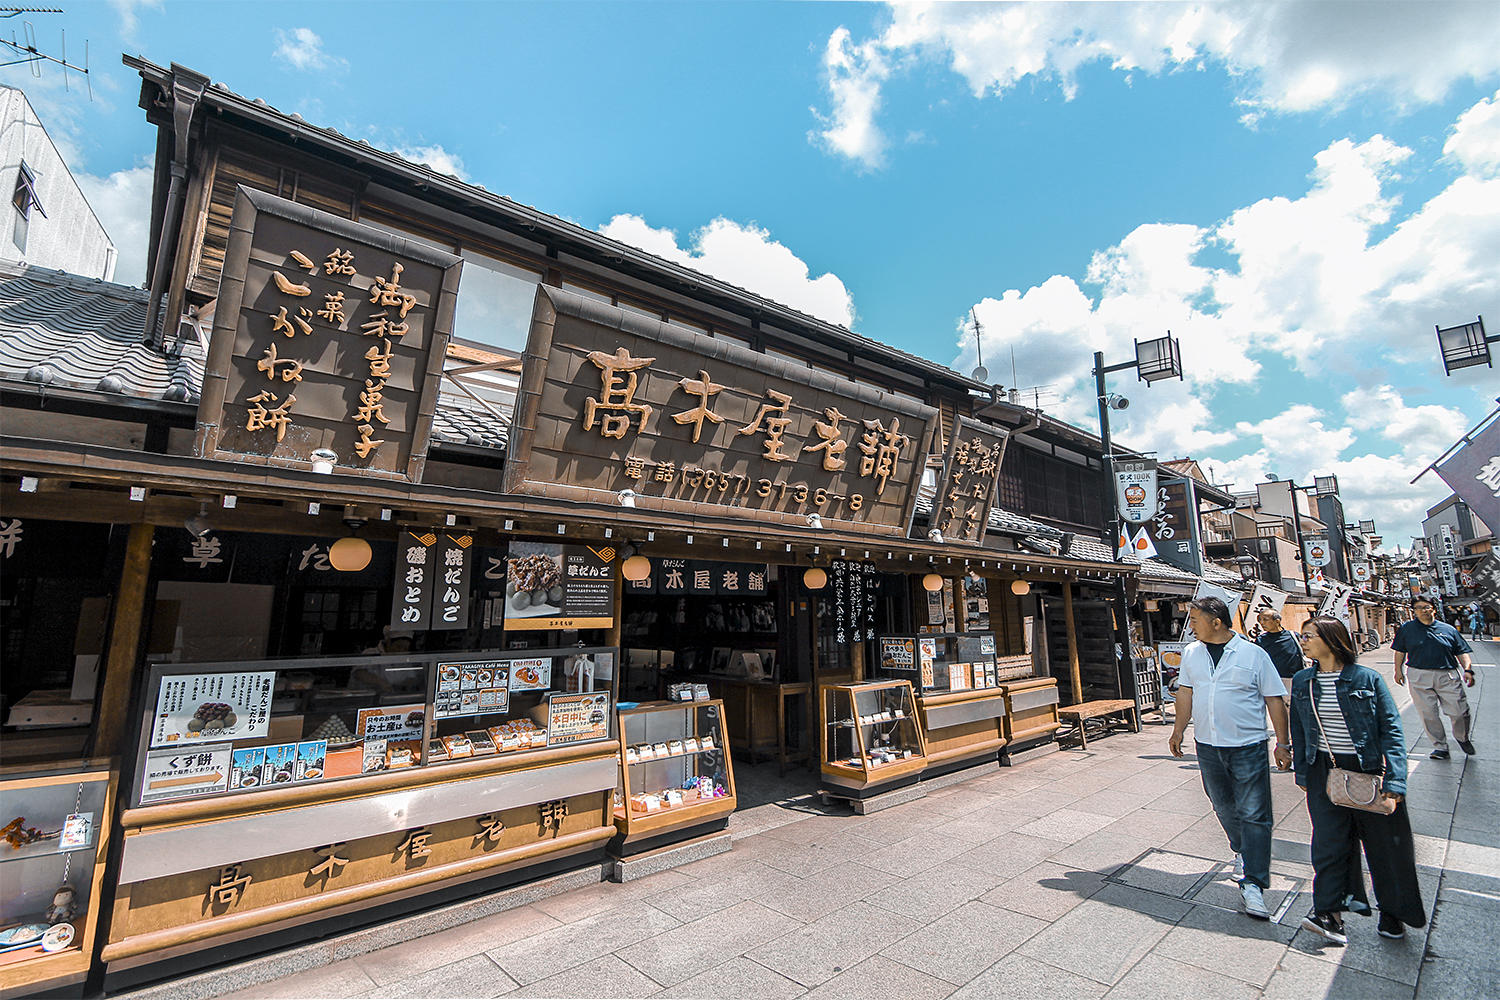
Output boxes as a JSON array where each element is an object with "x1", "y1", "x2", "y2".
[
  {"x1": 1393, "y1": 596, "x2": 1475, "y2": 760},
  {"x1": 1254, "y1": 609, "x2": 1305, "y2": 680}
]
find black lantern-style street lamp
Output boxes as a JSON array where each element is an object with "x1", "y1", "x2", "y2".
[
  {"x1": 1132, "y1": 333, "x2": 1183, "y2": 383},
  {"x1": 1436, "y1": 316, "x2": 1494, "y2": 374}
]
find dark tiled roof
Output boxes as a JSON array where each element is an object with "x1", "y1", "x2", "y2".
[
  {"x1": 0, "y1": 263, "x2": 508, "y2": 449},
  {"x1": 0, "y1": 263, "x2": 199, "y2": 401}
]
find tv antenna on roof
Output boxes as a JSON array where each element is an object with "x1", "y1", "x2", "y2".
[
  {"x1": 1, "y1": 11, "x2": 92, "y2": 101},
  {"x1": 969, "y1": 307, "x2": 988, "y2": 383}
]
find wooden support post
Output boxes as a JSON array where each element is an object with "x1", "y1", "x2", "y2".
[
  {"x1": 91, "y1": 522, "x2": 154, "y2": 758},
  {"x1": 851, "y1": 639, "x2": 865, "y2": 683},
  {"x1": 605, "y1": 566, "x2": 624, "y2": 649},
  {"x1": 1062, "y1": 580, "x2": 1084, "y2": 706}
]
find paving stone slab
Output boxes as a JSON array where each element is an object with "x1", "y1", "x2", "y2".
[
  {"x1": 358, "y1": 904, "x2": 562, "y2": 986},
  {"x1": 1263, "y1": 948, "x2": 1414, "y2": 1000},
  {"x1": 1108, "y1": 847, "x2": 1216, "y2": 898},
  {"x1": 799, "y1": 954, "x2": 956, "y2": 1000},
  {"x1": 215, "y1": 960, "x2": 374, "y2": 1000},
  {"x1": 745, "y1": 901, "x2": 922, "y2": 989},
  {"x1": 952, "y1": 832, "x2": 1069, "y2": 881},
  {"x1": 1012, "y1": 807, "x2": 1118, "y2": 844},
  {"x1": 979, "y1": 861, "x2": 1107, "y2": 921},
  {"x1": 1104, "y1": 952, "x2": 1261, "y2": 1000},
  {"x1": 503, "y1": 954, "x2": 662, "y2": 999},
  {"x1": 1152, "y1": 900, "x2": 1297, "y2": 988},
  {"x1": 615, "y1": 900, "x2": 802, "y2": 988},
  {"x1": 879, "y1": 900, "x2": 1047, "y2": 985},
  {"x1": 486, "y1": 901, "x2": 680, "y2": 986},
  {"x1": 646, "y1": 859, "x2": 803, "y2": 924},
  {"x1": 1014, "y1": 884, "x2": 1186, "y2": 985},
  {"x1": 369, "y1": 953, "x2": 516, "y2": 999},
  {"x1": 651, "y1": 957, "x2": 809, "y2": 1000},
  {"x1": 1046, "y1": 830, "x2": 1159, "y2": 877},
  {"x1": 944, "y1": 953, "x2": 1108, "y2": 1000},
  {"x1": 866, "y1": 864, "x2": 1009, "y2": 922}
]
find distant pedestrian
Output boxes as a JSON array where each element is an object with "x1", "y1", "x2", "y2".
[
  {"x1": 1392, "y1": 596, "x2": 1475, "y2": 760},
  {"x1": 1255, "y1": 609, "x2": 1305, "y2": 711},
  {"x1": 1169, "y1": 596, "x2": 1292, "y2": 920},
  {"x1": 1292, "y1": 616, "x2": 1424, "y2": 946}
]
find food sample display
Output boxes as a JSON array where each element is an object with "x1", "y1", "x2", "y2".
[
  {"x1": 820, "y1": 681, "x2": 927, "y2": 792},
  {"x1": 131, "y1": 648, "x2": 618, "y2": 807},
  {"x1": 613, "y1": 700, "x2": 735, "y2": 849},
  {"x1": 0, "y1": 762, "x2": 114, "y2": 997}
]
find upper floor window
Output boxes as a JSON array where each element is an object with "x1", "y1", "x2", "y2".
[{"x1": 12, "y1": 161, "x2": 41, "y2": 252}]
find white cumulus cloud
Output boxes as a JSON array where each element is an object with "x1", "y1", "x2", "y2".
[
  {"x1": 273, "y1": 28, "x2": 347, "y2": 72},
  {"x1": 1445, "y1": 88, "x2": 1500, "y2": 176},
  {"x1": 393, "y1": 144, "x2": 468, "y2": 180},
  {"x1": 814, "y1": 1, "x2": 1500, "y2": 169},
  {"x1": 75, "y1": 160, "x2": 154, "y2": 287},
  {"x1": 599, "y1": 214, "x2": 856, "y2": 329}
]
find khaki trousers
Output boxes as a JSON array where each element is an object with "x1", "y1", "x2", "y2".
[{"x1": 1408, "y1": 669, "x2": 1471, "y2": 751}]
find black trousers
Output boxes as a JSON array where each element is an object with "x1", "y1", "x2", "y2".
[{"x1": 1306, "y1": 754, "x2": 1426, "y2": 927}]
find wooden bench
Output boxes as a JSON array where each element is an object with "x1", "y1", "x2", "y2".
[{"x1": 1057, "y1": 699, "x2": 1139, "y2": 748}]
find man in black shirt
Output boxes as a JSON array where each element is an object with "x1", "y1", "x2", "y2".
[{"x1": 1255, "y1": 610, "x2": 1305, "y2": 680}]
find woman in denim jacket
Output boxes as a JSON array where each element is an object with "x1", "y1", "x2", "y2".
[{"x1": 1291, "y1": 616, "x2": 1424, "y2": 946}]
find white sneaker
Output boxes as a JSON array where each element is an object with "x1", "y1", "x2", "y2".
[
  {"x1": 1242, "y1": 883, "x2": 1270, "y2": 920},
  {"x1": 1233, "y1": 853, "x2": 1245, "y2": 881}
]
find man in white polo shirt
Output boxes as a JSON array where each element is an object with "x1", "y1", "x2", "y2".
[{"x1": 1169, "y1": 596, "x2": 1292, "y2": 920}]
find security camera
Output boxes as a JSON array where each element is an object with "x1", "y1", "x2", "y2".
[{"x1": 1107, "y1": 394, "x2": 1131, "y2": 410}]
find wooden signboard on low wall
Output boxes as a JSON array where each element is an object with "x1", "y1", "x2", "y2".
[{"x1": 504, "y1": 286, "x2": 939, "y2": 537}]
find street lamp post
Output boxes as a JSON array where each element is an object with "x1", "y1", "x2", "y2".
[{"x1": 1093, "y1": 334, "x2": 1183, "y2": 707}]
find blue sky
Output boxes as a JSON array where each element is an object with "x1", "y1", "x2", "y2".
[{"x1": 7, "y1": 1, "x2": 1500, "y2": 547}]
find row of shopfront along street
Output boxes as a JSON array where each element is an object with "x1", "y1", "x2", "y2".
[{"x1": 0, "y1": 59, "x2": 1463, "y2": 998}]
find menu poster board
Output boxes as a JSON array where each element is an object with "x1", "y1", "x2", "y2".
[
  {"x1": 919, "y1": 637, "x2": 937, "y2": 688},
  {"x1": 140, "y1": 744, "x2": 232, "y2": 803},
  {"x1": 546, "y1": 691, "x2": 611, "y2": 746},
  {"x1": 879, "y1": 637, "x2": 915, "y2": 670},
  {"x1": 434, "y1": 660, "x2": 512, "y2": 719},
  {"x1": 504, "y1": 541, "x2": 616, "y2": 631},
  {"x1": 508, "y1": 657, "x2": 551, "y2": 691},
  {"x1": 151, "y1": 671, "x2": 275, "y2": 747},
  {"x1": 942, "y1": 578, "x2": 957, "y2": 632},
  {"x1": 357, "y1": 704, "x2": 426, "y2": 742}
]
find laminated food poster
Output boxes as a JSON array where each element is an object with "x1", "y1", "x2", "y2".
[
  {"x1": 229, "y1": 747, "x2": 265, "y2": 789},
  {"x1": 151, "y1": 671, "x2": 275, "y2": 747},
  {"x1": 260, "y1": 744, "x2": 298, "y2": 787},
  {"x1": 356, "y1": 704, "x2": 426, "y2": 742},
  {"x1": 546, "y1": 691, "x2": 610, "y2": 746},
  {"x1": 434, "y1": 661, "x2": 510, "y2": 719},
  {"x1": 140, "y1": 744, "x2": 231, "y2": 803},
  {"x1": 507, "y1": 657, "x2": 550, "y2": 692},
  {"x1": 295, "y1": 740, "x2": 327, "y2": 781}
]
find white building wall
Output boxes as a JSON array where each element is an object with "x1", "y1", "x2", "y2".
[{"x1": 0, "y1": 87, "x2": 116, "y2": 281}]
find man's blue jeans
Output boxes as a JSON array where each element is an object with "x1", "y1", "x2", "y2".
[{"x1": 1196, "y1": 740, "x2": 1273, "y2": 890}]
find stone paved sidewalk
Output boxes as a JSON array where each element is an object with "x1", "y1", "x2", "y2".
[{"x1": 136, "y1": 640, "x2": 1499, "y2": 1000}]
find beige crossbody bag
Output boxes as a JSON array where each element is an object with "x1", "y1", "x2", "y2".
[{"x1": 1310, "y1": 676, "x2": 1396, "y2": 815}]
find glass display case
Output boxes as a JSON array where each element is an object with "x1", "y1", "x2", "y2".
[
  {"x1": 819, "y1": 681, "x2": 926, "y2": 791},
  {"x1": 876, "y1": 634, "x2": 1002, "y2": 693},
  {"x1": 613, "y1": 699, "x2": 735, "y2": 850},
  {"x1": 0, "y1": 761, "x2": 114, "y2": 998},
  {"x1": 130, "y1": 648, "x2": 617, "y2": 807}
]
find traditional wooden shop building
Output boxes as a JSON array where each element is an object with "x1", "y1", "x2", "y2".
[{"x1": 0, "y1": 59, "x2": 1138, "y2": 994}]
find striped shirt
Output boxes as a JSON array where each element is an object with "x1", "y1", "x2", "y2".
[{"x1": 1313, "y1": 678, "x2": 1358, "y2": 756}]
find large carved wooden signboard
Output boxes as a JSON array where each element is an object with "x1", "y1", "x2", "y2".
[
  {"x1": 195, "y1": 187, "x2": 463, "y2": 480},
  {"x1": 505, "y1": 287, "x2": 939, "y2": 536},
  {"x1": 929, "y1": 416, "x2": 1010, "y2": 545}
]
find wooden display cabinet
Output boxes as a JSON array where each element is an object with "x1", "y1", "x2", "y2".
[
  {"x1": 613, "y1": 699, "x2": 736, "y2": 851},
  {"x1": 0, "y1": 760, "x2": 116, "y2": 1000},
  {"x1": 819, "y1": 681, "x2": 927, "y2": 793}
]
